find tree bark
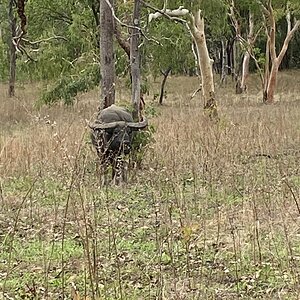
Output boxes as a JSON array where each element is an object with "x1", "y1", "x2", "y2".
[
  {"x1": 115, "y1": 25, "x2": 130, "y2": 59},
  {"x1": 189, "y1": 10, "x2": 218, "y2": 120},
  {"x1": 239, "y1": 11, "x2": 254, "y2": 93},
  {"x1": 229, "y1": 2, "x2": 242, "y2": 90},
  {"x1": 100, "y1": 0, "x2": 115, "y2": 109},
  {"x1": 262, "y1": 3, "x2": 300, "y2": 103},
  {"x1": 159, "y1": 67, "x2": 171, "y2": 105},
  {"x1": 240, "y1": 51, "x2": 250, "y2": 92},
  {"x1": 220, "y1": 39, "x2": 227, "y2": 84},
  {"x1": 264, "y1": 60, "x2": 278, "y2": 103},
  {"x1": 8, "y1": 0, "x2": 17, "y2": 97},
  {"x1": 130, "y1": 0, "x2": 141, "y2": 121},
  {"x1": 263, "y1": 33, "x2": 270, "y2": 101},
  {"x1": 90, "y1": 2, "x2": 100, "y2": 49}
]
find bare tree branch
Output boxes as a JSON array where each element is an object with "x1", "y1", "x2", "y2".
[
  {"x1": 41, "y1": 8, "x2": 73, "y2": 25},
  {"x1": 267, "y1": 2, "x2": 277, "y2": 62},
  {"x1": 256, "y1": 0, "x2": 270, "y2": 16},
  {"x1": 103, "y1": 0, "x2": 160, "y2": 45},
  {"x1": 277, "y1": 18, "x2": 300, "y2": 63},
  {"x1": 114, "y1": 25, "x2": 130, "y2": 58},
  {"x1": 286, "y1": 9, "x2": 291, "y2": 33},
  {"x1": 237, "y1": 35, "x2": 264, "y2": 85},
  {"x1": 141, "y1": 0, "x2": 188, "y2": 24},
  {"x1": 103, "y1": 0, "x2": 140, "y2": 30},
  {"x1": 22, "y1": 35, "x2": 68, "y2": 45},
  {"x1": 14, "y1": 42, "x2": 36, "y2": 62},
  {"x1": 190, "y1": 86, "x2": 202, "y2": 100}
]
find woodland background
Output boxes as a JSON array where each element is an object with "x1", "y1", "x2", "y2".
[{"x1": 1, "y1": 0, "x2": 300, "y2": 299}]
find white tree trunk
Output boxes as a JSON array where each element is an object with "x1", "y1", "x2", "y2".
[
  {"x1": 240, "y1": 11, "x2": 254, "y2": 93},
  {"x1": 147, "y1": 7, "x2": 218, "y2": 118},
  {"x1": 239, "y1": 52, "x2": 250, "y2": 91},
  {"x1": 189, "y1": 10, "x2": 218, "y2": 119}
]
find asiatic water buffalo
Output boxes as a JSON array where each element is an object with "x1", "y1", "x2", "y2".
[{"x1": 89, "y1": 104, "x2": 148, "y2": 184}]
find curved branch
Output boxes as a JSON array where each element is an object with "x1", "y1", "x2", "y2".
[
  {"x1": 22, "y1": 36, "x2": 68, "y2": 45},
  {"x1": 141, "y1": 0, "x2": 188, "y2": 24},
  {"x1": 103, "y1": 0, "x2": 160, "y2": 45},
  {"x1": 114, "y1": 25, "x2": 130, "y2": 58}
]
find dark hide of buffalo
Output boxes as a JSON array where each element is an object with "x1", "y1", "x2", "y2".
[{"x1": 90, "y1": 105, "x2": 148, "y2": 184}]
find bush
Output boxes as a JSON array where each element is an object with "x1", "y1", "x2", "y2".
[
  {"x1": 39, "y1": 64, "x2": 100, "y2": 106},
  {"x1": 130, "y1": 124, "x2": 155, "y2": 169}
]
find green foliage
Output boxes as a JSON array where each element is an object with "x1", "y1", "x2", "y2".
[
  {"x1": 130, "y1": 102, "x2": 157, "y2": 168},
  {"x1": 117, "y1": 103, "x2": 157, "y2": 169},
  {"x1": 0, "y1": 40, "x2": 9, "y2": 80},
  {"x1": 132, "y1": 124, "x2": 155, "y2": 152},
  {"x1": 200, "y1": 0, "x2": 230, "y2": 38},
  {"x1": 17, "y1": 43, "x2": 73, "y2": 81},
  {"x1": 131, "y1": 123, "x2": 156, "y2": 168},
  {"x1": 0, "y1": 0, "x2": 99, "y2": 82},
  {"x1": 144, "y1": 0, "x2": 231, "y2": 78},
  {"x1": 0, "y1": 0, "x2": 10, "y2": 81},
  {"x1": 146, "y1": 19, "x2": 195, "y2": 77},
  {"x1": 0, "y1": 0, "x2": 300, "y2": 87},
  {"x1": 115, "y1": 45, "x2": 130, "y2": 77},
  {"x1": 39, "y1": 64, "x2": 100, "y2": 105}
]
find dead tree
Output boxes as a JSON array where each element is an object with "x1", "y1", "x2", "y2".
[{"x1": 159, "y1": 67, "x2": 171, "y2": 105}]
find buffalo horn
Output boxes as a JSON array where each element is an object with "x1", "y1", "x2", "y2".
[
  {"x1": 89, "y1": 121, "x2": 126, "y2": 129},
  {"x1": 127, "y1": 117, "x2": 148, "y2": 129}
]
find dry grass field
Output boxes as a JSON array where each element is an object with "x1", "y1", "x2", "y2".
[{"x1": 1, "y1": 71, "x2": 300, "y2": 299}]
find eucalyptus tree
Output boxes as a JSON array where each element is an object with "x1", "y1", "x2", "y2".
[
  {"x1": 100, "y1": 0, "x2": 115, "y2": 109},
  {"x1": 224, "y1": 0, "x2": 300, "y2": 100},
  {"x1": 259, "y1": 0, "x2": 300, "y2": 103},
  {"x1": 189, "y1": 10, "x2": 218, "y2": 119},
  {"x1": 8, "y1": 0, "x2": 17, "y2": 97},
  {"x1": 191, "y1": 0, "x2": 228, "y2": 119},
  {"x1": 26, "y1": 0, "x2": 98, "y2": 76},
  {"x1": 5, "y1": 0, "x2": 27, "y2": 96},
  {"x1": 147, "y1": 0, "x2": 228, "y2": 119},
  {"x1": 130, "y1": 0, "x2": 141, "y2": 120},
  {"x1": 25, "y1": 0, "x2": 101, "y2": 104},
  {"x1": 227, "y1": 0, "x2": 264, "y2": 93},
  {"x1": 146, "y1": 14, "x2": 195, "y2": 104}
]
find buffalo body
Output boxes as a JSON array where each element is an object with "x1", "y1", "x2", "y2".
[{"x1": 90, "y1": 105, "x2": 147, "y2": 183}]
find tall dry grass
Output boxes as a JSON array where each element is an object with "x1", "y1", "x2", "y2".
[
  {"x1": 1, "y1": 71, "x2": 300, "y2": 299},
  {"x1": 1, "y1": 72, "x2": 299, "y2": 178}
]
